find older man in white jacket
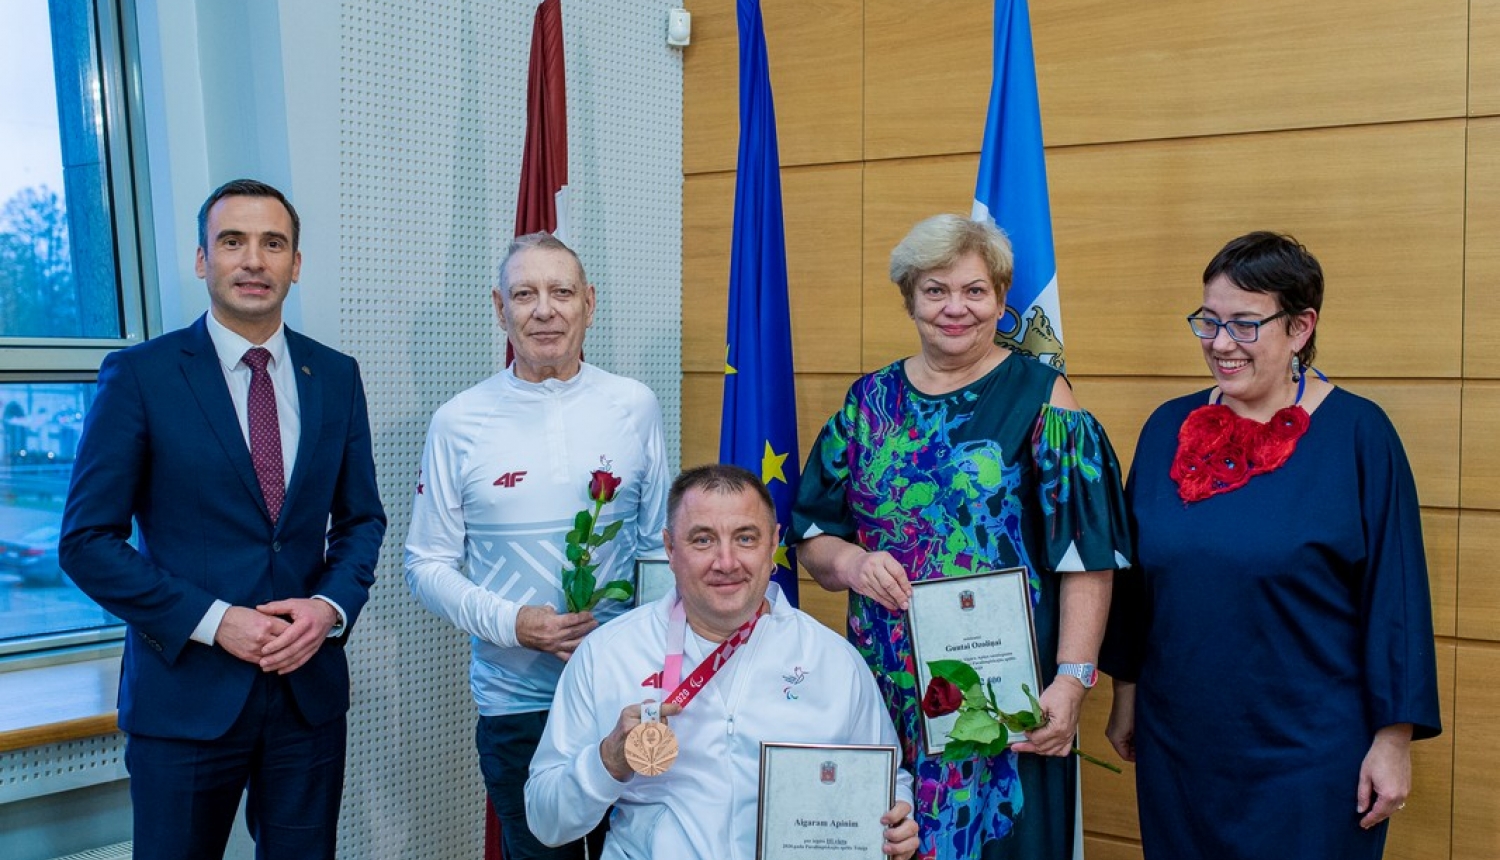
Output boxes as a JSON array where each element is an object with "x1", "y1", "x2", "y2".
[{"x1": 526, "y1": 464, "x2": 918, "y2": 860}]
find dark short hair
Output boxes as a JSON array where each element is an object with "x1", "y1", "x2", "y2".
[
  {"x1": 496, "y1": 232, "x2": 587, "y2": 299},
  {"x1": 197, "y1": 179, "x2": 301, "y2": 251},
  {"x1": 667, "y1": 464, "x2": 775, "y2": 532},
  {"x1": 1203, "y1": 231, "x2": 1324, "y2": 367}
]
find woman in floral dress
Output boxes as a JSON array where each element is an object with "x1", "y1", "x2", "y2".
[{"x1": 792, "y1": 214, "x2": 1131, "y2": 860}]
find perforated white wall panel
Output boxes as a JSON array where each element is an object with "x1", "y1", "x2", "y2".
[
  {"x1": 338, "y1": 2, "x2": 682, "y2": 858},
  {"x1": 0, "y1": 736, "x2": 126, "y2": 805}
]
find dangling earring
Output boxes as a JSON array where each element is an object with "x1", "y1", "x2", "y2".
[{"x1": 1290, "y1": 355, "x2": 1302, "y2": 383}]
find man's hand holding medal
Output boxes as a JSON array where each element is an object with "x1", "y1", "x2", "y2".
[{"x1": 601, "y1": 699, "x2": 683, "y2": 781}]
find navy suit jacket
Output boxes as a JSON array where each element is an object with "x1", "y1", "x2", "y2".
[{"x1": 60, "y1": 315, "x2": 386, "y2": 740}]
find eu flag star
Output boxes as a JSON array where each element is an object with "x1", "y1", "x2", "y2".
[
  {"x1": 761, "y1": 441, "x2": 788, "y2": 485},
  {"x1": 725, "y1": 343, "x2": 737, "y2": 375}
]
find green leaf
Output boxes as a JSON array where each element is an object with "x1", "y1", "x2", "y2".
[
  {"x1": 949, "y1": 709, "x2": 1004, "y2": 745},
  {"x1": 941, "y1": 740, "x2": 982, "y2": 763},
  {"x1": 961, "y1": 683, "x2": 990, "y2": 711},
  {"x1": 1022, "y1": 683, "x2": 1044, "y2": 716},
  {"x1": 564, "y1": 583, "x2": 584, "y2": 614},
  {"x1": 565, "y1": 544, "x2": 584, "y2": 564},
  {"x1": 590, "y1": 580, "x2": 635, "y2": 606},
  {"x1": 565, "y1": 528, "x2": 585, "y2": 546},
  {"x1": 928, "y1": 659, "x2": 982, "y2": 690},
  {"x1": 997, "y1": 710, "x2": 1041, "y2": 733},
  {"x1": 976, "y1": 737, "x2": 1012, "y2": 758},
  {"x1": 888, "y1": 671, "x2": 917, "y2": 690},
  {"x1": 574, "y1": 510, "x2": 593, "y2": 532},
  {"x1": 599, "y1": 519, "x2": 625, "y2": 542},
  {"x1": 569, "y1": 568, "x2": 598, "y2": 613}
]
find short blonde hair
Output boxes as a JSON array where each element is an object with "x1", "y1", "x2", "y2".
[{"x1": 889, "y1": 215, "x2": 1014, "y2": 314}]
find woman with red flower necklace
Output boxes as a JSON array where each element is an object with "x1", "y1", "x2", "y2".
[{"x1": 1100, "y1": 232, "x2": 1441, "y2": 860}]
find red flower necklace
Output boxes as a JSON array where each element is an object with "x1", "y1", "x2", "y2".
[{"x1": 1170, "y1": 376, "x2": 1313, "y2": 503}]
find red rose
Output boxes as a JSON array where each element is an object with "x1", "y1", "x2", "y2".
[
  {"x1": 588, "y1": 469, "x2": 622, "y2": 503},
  {"x1": 921, "y1": 678, "x2": 964, "y2": 718}
]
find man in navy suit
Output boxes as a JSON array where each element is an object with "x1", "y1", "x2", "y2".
[{"x1": 60, "y1": 179, "x2": 386, "y2": 860}]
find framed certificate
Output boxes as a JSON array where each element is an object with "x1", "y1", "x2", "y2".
[
  {"x1": 908, "y1": 567, "x2": 1041, "y2": 755},
  {"x1": 756, "y1": 743, "x2": 897, "y2": 860},
  {"x1": 633, "y1": 559, "x2": 674, "y2": 606}
]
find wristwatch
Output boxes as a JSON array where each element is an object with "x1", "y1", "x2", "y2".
[{"x1": 1056, "y1": 662, "x2": 1098, "y2": 689}]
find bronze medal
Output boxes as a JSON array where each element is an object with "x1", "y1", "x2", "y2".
[
  {"x1": 623, "y1": 720, "x2": 679, "y2": 776},
  {"x1": 621, "y1": 714, "x2": 681, "y2": 774}
]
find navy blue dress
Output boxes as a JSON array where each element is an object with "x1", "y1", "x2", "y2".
[{"x1": 1102, "y1": 387, "x2": 1441, "y2": 860}]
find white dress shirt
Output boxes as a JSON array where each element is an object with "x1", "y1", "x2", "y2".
[{"x1": 189, "y1": 312, "x2": 343, "y2": 644}]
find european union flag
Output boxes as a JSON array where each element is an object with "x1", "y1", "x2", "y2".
[
  {"x1": 973, "y1": 0, "x2": 1066, "y2": 371},
  {"x1": 720, "y1": 0, "x2": 799, "y2": 605}
]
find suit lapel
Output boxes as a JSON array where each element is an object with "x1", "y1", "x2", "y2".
[
  {"x1": 179, "y1": 316, "x2": 270, "y2": 519},
  {"x1": 284, "y1": 328, "x2": 324, "y2": 525}
]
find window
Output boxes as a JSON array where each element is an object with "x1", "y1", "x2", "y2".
[{"x1": 1, "y1": 0, "x2": 152, "y2": 653}]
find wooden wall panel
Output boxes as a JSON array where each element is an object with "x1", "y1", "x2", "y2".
[
  {"x1": 1453, "y1": 643, "x2": 1500, "y2": 860},
  {"x1": 1457, "y1": 511, "x2": 1500, "y2": 642},
  {"x1": 1342, "y1": 381, "x2": 1461, "y2": 509},
  {"x1": 1078, "y1": 681, "x2": 1140, "y2": 842},
  {"x1": 1460, "y1": 382, "x2": 1500, "y2": 510},
  {"x1": 684, "y1": 165, "x2": 864, "y2": 375},
  {"x1": 1474, "y1": 1, "x2": 1500, "y2": 117},
  {"x1": 1080, "y1": 837, "x2": 1144, "y2": 860},
  {"x1": 1464, "y1": 119, "x2": 1500, "y2": 378},
  {"x1": 794, "y1": 373, "x2": 861, "y2": 463},
  {"x1": 1033, "y1": 0, "x2": 1467, "y2": 147},
  {"x1": 682, "y1": 0, "x2": 864, "y2": 175},
  {"x1": 1068, "y1": 376, "x2": 1200, "y2": 473},
  {"x1": 680, "y1": 371, "x2": 857, "y2": 475},
  {"x1": 863, "y1": 0, "x2": 991, "y2": 161},
  {"x1": 1387, "y1": 641, "x2": 1456, "y2": 860},
  {"x1": 794, "y1": 574, "x2": 847, "y2": 632},
  {"x1": 681, "y1": 371, "x2": 721, "y2": 469},
  {"x1": 1427, "y1": 510, "x2": 1459, "y2": 639},
  {"x1": 860, "y1": 155, "x2": 980, "y2": 370},
  {"x1": 1051, "y1": 122, "x2": 1467, "y2": 381},
  {"x1": 683, "y1": 172, "x2": 735, "y2": 373}
]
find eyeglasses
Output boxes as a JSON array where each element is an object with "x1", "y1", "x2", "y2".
[{"x1": 1186, "y1": 310, "x2": 1289, "y2": 343}]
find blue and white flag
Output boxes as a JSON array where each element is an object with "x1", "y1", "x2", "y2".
[
  {"x1": 720, "y1": 0, "x2": 800, "y2": 604},
  {"x1": 972, "y1": 0, "x2": 1065, "y2": 370}
]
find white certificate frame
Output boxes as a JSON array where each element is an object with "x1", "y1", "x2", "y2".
[
  {"x1": 756, "y1": 743, "x2": 897, "y2": 860},
  {"x1": 633, "y1": 558, "x2": 674, "y2": 606},
  {"x1": 907, "y1": 567, "x2": 1041, "y2": 755}
]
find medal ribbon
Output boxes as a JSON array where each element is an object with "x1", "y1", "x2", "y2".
[{"x1": 659, "y1": 598, "x2": 766, "y2": 709}]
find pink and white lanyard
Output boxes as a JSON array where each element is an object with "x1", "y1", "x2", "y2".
[{"x1": 659, "y1": 598, "x2": 767, "y2": 708}]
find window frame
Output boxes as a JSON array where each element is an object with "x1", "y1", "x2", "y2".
[
  {"x1": 1, "y1": 0, "x2": 156, "y2": 659},
  {"x1": 0, "y1": 0, "x2": 158, "y2": 373}
]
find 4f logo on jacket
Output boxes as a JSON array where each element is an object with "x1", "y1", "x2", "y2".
[{"x1": 493, "y1": 470, "x2": 528, "y2": 488}]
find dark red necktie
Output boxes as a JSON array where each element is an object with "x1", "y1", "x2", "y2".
[{"x1": 242, "y1": 347, "x2": 285, "y2": 523}]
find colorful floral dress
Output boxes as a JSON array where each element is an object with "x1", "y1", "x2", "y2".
[{"x1": 792, "y1": 354, "x2": 1131, "y2": 860}]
